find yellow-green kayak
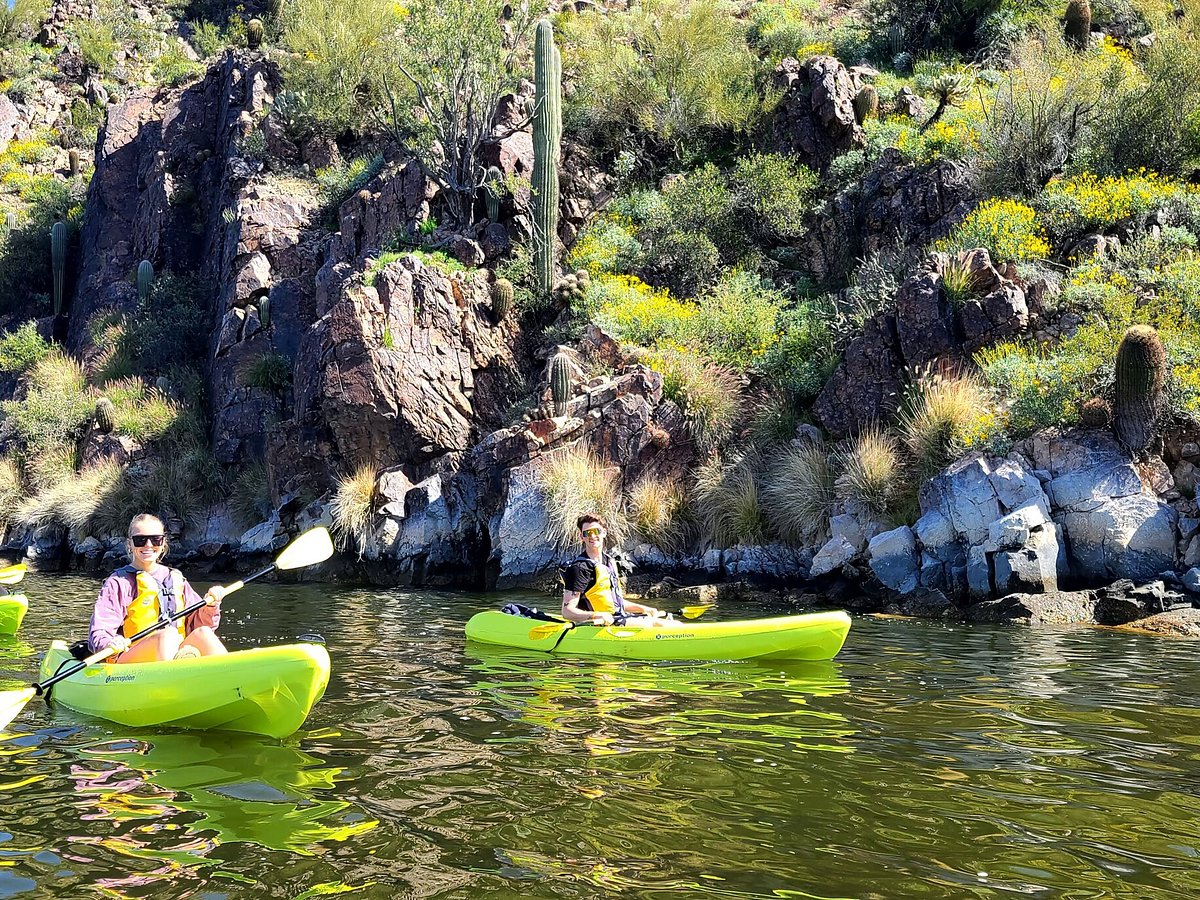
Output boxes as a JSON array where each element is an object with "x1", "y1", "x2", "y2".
[
  {"x1": 464, "y1": 610, "x2": 851, "y2": 661},
  {"x1": 38, "y1": 640, "x2": 330, "y2": 738},
  {"x1": 0, "y1": 594, "x2": 28, "y2": 634}
]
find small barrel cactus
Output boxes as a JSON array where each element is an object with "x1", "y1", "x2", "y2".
[
  {"x1": 549, "y1": 352, "x2": 571, "y2": 417},
  {"x1": 50, "y1": 221, "x2": 67, "y2": 317},
  {"x1": 259, "y1": 295, "x2": 271, "y2": 328},
  {"x1": 68, "y1": 148, "x2": 80, "y2": 177},
  {"x1": 552, "y1": 269, "x2": 590, "y2": 305},
  {"x1": 247, "y1": 18, "x2": 265, "y2": 49},
  {"x1": 482, "y1": 166, "x2": 504, "y2": 222},
  {"x1": 853, "y1": 85, "x2": 878, "y2": 125},
  {"x1": 490, "y1": 278, "x2": 513, "y2": 323},
  {"x1": 95, "y1": 397, "x2": 116, "y2": 433},
  {"x1": 1113, "y1": 324, "x2": 1166, "y2": 453},
  {"x1": 1079, "y1": 397, "x2": 1112, "y2": 429},
  {"x1": 1065, "y1": 0, "x2": 1092, "y2": 50},
  {"x1": 137, "y1": 259, "x2": 154, "y2": 303}
]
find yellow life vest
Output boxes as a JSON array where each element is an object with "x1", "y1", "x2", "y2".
[
  {"x1": 122, "y1": 568, "x2": 186, "y2": 638},
  {"x1": 578, "y1": 558, "x2": 623, "y2": 616}
]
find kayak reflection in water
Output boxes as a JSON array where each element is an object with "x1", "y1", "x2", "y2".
[
  {"x1": 89, "y1": 513, "x2": 229, "y2": 663},
  {"x1": 560, "y1": 512, "x2": 676, "y2": 628}
]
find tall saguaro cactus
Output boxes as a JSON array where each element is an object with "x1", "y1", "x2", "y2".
[
  {"x1": 549, "y1": 352, "x2": 571, "y2": 417},
  {"x1": 531, "y1": 18, "x2": 562, "y2": 299},
  {"x1": 137, "y1": 259, "x2": 154, "y2": 304},
  {"x1": 50, "y1": 221, "x2": 67, "y2": 317},
  {"x1": 1113, "y1": 324, "x2": 1167, "y2": 453},
  {"x1": 1064, "y1": 0, "x2": 1092, "y2": 50}
]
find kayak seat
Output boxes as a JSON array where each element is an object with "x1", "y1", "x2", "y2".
[
  {"x1": 68, "y1": 640, "x2": 90, "y2": 661},
  {"x1": 499, "y1": 602, "x2": 562, "y2": 623}
]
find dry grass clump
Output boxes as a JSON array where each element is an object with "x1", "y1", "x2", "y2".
[
  {"x1": 835, "y1": 425, "x2": 901, "y2": 516},
  {"x1": 538, "y1": 444, "x2": 627, "y2": 550},
  {"x1": 331, "y1": 464, "x2": 378, "y2": 553},
  {"x1": 627, "y1": 476, "x2": 686, "y2": 552},
  {"x1": 646, "y1": 348, "x2": 742, "y2": 452},
  {"x1": 229, "y1": 462, "x2": 274, "y2": 528},
  {"x1": 694, "y1": 452, "x2": 766, "y2": 548},
  {"x1": 17, "y1": 459, "x2": 126, "y2": 536},
  {"x1": 0, "y1": 456, "x2": 22, "y2": 525},
  {"x1": 761, "y1": 442, "x2": 834, "y2": 543},
  {"x1": 899, "y1": 372, "x2": 990, "y2": 478}
]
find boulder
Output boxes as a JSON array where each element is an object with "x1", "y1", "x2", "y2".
[
  {"x1": 809, "y1": 535, "x2": 858, "y2": 577},
  {"x1": 1061, "y1": 493, "x2": 1178, "y2": 583},
  {"x1": 769, "y1": 55, "x2": 866, "y2": 172},
  {"x1": 868, "y1": 526, "x2": 919, "y2": 593}
]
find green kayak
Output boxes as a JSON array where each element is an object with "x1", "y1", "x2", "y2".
[
  {"x1": 464, "y1": 609, "x2": 851, "y2": 661},
  {"x1": 0, "y1": 594, "x2": 28, "y2": 634},
  {"x1": 38, "y1": 640, "x2": 330, "y2": 738}
]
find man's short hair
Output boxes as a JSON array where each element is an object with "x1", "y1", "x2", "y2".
[{"x1": 577, "y1": 512, "x2": 606, "y2": 531}]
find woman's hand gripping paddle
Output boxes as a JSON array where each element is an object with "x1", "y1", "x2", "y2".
[{"x1": 0, "y1": 527, "x2": 334, "y2": 732}]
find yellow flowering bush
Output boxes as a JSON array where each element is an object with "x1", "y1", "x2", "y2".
[
  {"x1": 1037, "y1": 171, "x2": 1193, "y2": 248},
  {"x1": 591, "y1": 274, "x2": 697, "y2": 348},
  {"x1": 566, "y1": 215, "x2": 641, "y2": 277},
  {"x1": 936, "y1": 198, "x2": 1050, "y2": 263}
]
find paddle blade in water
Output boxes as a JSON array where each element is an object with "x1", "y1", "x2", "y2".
[
  {"x1": 0, "y1": 687, "x2": 36, "y2": 732},
  {"x1": 680, "y1": 604, "x2": 712, "y2": 619},
  {"x1": 0, "y1": 563, "x2": 27, "y2": 586},
  {"x1": 275, "y1": 527, "x2": 334, "y2": 571}
]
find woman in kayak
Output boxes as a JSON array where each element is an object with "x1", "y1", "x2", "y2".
[
  {"x1": 561, "y1": 512, "x2": 673, "y2": 626},
  {"x1": 89, "y1": 513, "x2": 228, "y2": 662}
]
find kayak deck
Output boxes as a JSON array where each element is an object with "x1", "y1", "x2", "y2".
[
  {"x1": 38, "y1": 640, "x2": 330, "y2": 738},
  {"x1": 465, "y1": 609, "x2": 851, "y2": 661},
  {"x1": 0, "y1": 594, "x2": 28, "y2": 634}
]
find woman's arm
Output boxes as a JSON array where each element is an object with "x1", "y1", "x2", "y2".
[
  {"x1": 180, "y1": 576, "x2": 221, "y2": 633},
  {"x1": 89, "y1": 577, "x2": 129, "y2": 653}
]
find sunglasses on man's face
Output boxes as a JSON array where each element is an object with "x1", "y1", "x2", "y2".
[
  {"x1": 130, "y1": 534, "x2": 165, "y2": 548},
  {"x1": 581, "y1": 528, "x2": 602, "y2": 538}
]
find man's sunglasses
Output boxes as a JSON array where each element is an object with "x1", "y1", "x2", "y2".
[
  {"x1": 130, "y1": 534, "x2": 165, "y2": 547},
  {"x1": 581, "y1": 528, "x2": 602, "y2": 538}
]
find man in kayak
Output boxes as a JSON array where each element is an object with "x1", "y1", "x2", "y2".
[
  {"x1": 89, "y1": 514, "x2": 229, "y2": 662},
  {"x1": 561, "y1": 513, "x2": 673, "y2": 626}
]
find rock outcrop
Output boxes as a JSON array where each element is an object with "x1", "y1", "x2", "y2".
[{"x1": 770, "y1": 55, "x2": 866, "y2": 173}]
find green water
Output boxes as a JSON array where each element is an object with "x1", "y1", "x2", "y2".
[{"x1": 2, "y1": 573, "x2": 1200, "y2": 899}]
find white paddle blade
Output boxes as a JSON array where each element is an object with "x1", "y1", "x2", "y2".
[
  {"x1": 0, "y1": 688, "x2": 36, "y2": 732},
  {"x1": 274, "y1": 527, "x2": 334, "y2": 571}
]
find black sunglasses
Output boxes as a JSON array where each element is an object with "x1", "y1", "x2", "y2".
[{"x1": 130, "y1": 534, "x2": 165, "y2": 547}]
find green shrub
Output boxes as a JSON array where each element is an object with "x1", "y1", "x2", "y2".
[
  {"x1": 76, "y1": 19, "x2": 118, "y2": 74},
  {"x1": 627, "y1": 476, "x2": 686, "y2": 553},
  {"x1": 936, "y1": 198, "x2": 1050, "y2": 263},
  {"x1": 1, "y1": 350, "x2": 92, "y2": 449},
  {"x1": 591, "y1": 274, "x2": 697, "y2": 347},
  {"x1": 1035, "y1": 172, "x2": 1191, "y2": 252},
  {"x1": 0, "y1": 455, "x2": 22, "y2": 522},
  {"x1": 229, "y1": 462, "x2": 273, "y2": 527},
  {"x1": 560, "y1": 0, "x2": 759, "y2": 155},
  {"x1": 566, "y1": 215, "x2": 643, "y2": 277},
  {"x1": 834, "y1": 425, "x2": 901, "y2": 516},
  {"x1": 761, "y1": 441, "x2": 834, "y2": 543},
  {"x1": 244, "y1": 352, "x2": 293, "y2": 393},
  {"x1": 315, "y1": 154, "x2": 385, "y2": 223},
  {"x1": 122, "y1": 274, "x2": 209, "y2": 373},
  {"x1": 899, "y1": 373, "x2": 995, "y2": 477},
  {"x1": 694, "y1": 452, "x2": 766, "y2": 548},
  {"x1": 537, "y1": 445, "x2": 626, "y2": 551},
  {"x1": 102, "y1": 377, "x2": 180, "y2": 442},
  {"x1": 190, "y1": 20, "x2": 224, "y2": 58},
  {"x1": 0, "y1": 321, "x2": 51, "y2": 373},
  {"x1": 694, "y1": 271, "x2": 786, "y2": 369},
  {"x1": 730, "y1": 153, "x2": 818, "y2": 241},
  {"x1": 756, "y1": 303, "x2": 836, "y2": 401},
  {"x1": 279, "y1": 0, "x2": 401, "y2": 138},
  {"x1": 641, "y1": 230, "x2": 721, "y2": 297},
  {"x1": 745, "y1": 0, "x2": 822, "y2": 62},
  {"x1": 0, "y1": 0, "x2": 49, "y2": 50},
  {"x1": 645, "y1": 348, "x2": 741, "y2": 452},
  {"x1": 153, "y1": 43, "x2": 204, "y2": 86},
  {"x1": 0, "y1": 179, "x2": 85, "y2": 315}
]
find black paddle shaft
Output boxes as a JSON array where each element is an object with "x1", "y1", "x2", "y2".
[{"x1": 34, "y1": 562, "x2": 277, "y2": 696}]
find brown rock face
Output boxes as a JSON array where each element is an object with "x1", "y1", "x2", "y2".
[
  {"x1": 770, "y1": 56, "x2": 866, "y2": 172},
  {"x1": 814, "y1": 313, "x2": 906, "y2": 436},
  {"x1": 289, "y1": 255, "x2": 520, "y2": 483}
]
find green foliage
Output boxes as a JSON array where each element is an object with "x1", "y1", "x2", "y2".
[
  {"x1": 694, "y1": 452, "x2": 766, "y2": 548},
  {"x1": 279, "y1": 0, "x2": 401, "y2": 138},
  {"x1": 0, "y1": 350, "x2": 92, "y2": 450},
  {"x1": 761, "y1": 441, "x2": 834, "y2": 544},
  {"x1": 0, "y1": 0, "x2": 49, "y2": 50},
  {"x1": 0, "y1": 178, "x2": 85, "y2": 315},
  {"x1": 76, "y1": 19, "x2": 118, "y2": 74},
  {"x1": 102, "y1": 377, "x2": 180, "y2": 442},
  {"x1": 560, "y1": 0, "x2": 759, "y2": 156},
  {"x1": 229, "y1": 462, "x2": 273, "y2": 527},
  {"x1": 695, "y1": 271, "x2": 787, "y2": 369},
  {"x1": 898, "y1": 373, "x2": 996, "y2": 478},
  {"x1": 627, "y1": 476, "x2": 687, "y2": 553},
  {"x1": 644, "y1": 348, "x2": 742, "y2": 452},
  {"x1": 745, "y1": 0, "x2": 822, "y2": 62},
  {"x1": 566, "y1": 215, "x2": 643, "y2": 277},
  {"x1": 190, "y1": 20, "x2": 224, "y2": 58},
  {"x1": 315, "y1": 154, "x2": 384, "y2": 223},
  {"x1": 730, "y1": 153, "x2": 818, "y2": 241},
  {"x1": 0, "y1": 321, "x2": 51, "y2": 373},
  {"x1": 834, "y1": 425, "x2": 901, "y2": 516},
  {"x1": 642, "y1": 230, "x2": 721, "y2": 297},
  {"x1": 756, "y1": 303, "x2": 837, "y2": 401},
  {"x1": 0, "y1": 455, "x2": 21, "y2": 522},
  {"x1": 153, "y1": 42, "x2": 204, "y2": 86},
  {"x1": 122, "y1": 274, "x2": 209, "y2": 374},
  {"x1": 243, "y1": 352, "x2": 293, "y2": 394},
  {"x1": 936, "y1": 198, "x2": 1049, "y2": 263}
]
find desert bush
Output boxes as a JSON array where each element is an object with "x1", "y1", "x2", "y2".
[
  {"x1": 0, "y1": 0, "x2": 49, "y2": 49},
  {"x1": 560, "y1": 0, "x2": 759, "y2": 156},
  {"x1": 591, "y1": 274, "x2": 697, "y2": 347},
  {"x1": 936, "y1": 198, "x2": 1050, "y2": 263},
  {"x1": 756, "y1": 303, "x2": 837, "y2": 401},
  {"x1": 834, "y1": 425, "x2": 901, "y2": 516},
  {"x1": 229, "y1": 462, "x2": 273, "y2": 527},
  {"x1": 627, "y1": 476, "x2": 686, "y2": 552},
  {"x1": 761, "y1": 441, "x2": 834, "y2": 543},
  {"x1": 694, "y1": 271, "x2": 787, "y2": 369},
  {"x1": 75, "y1": 19, "x2": 117, "y2": 74},
  {"x1": 279, "y1": 0, "x2": 400, "y2": 138},
  {"x1": 189, "y1": 20, "x2": 224, "y2": 58},
  {"x1": 315, "y1": 154, "x2": 385, "y2": 222},
  {"x1": 120, "y1": 274, "x2": 209, "y2": 374},
  {"x1": 153, "y1": 42, "x2": 204, "y2": 86},
  {"x1": 538, "y1": 445, "x2": 627, "y2": 551},
  {"x1": 1, "y1": 349, "x2": 91, "y2": 449},
  {"x1": 729, "y1": 153, "x2": 818, "y2": 241},
  {"x1": 899, "y1": 372, "x2": 995, "y2": 477},
  {"x1": 641, "y1": 230, "x2": 722, "y2": 297},
  {"x1": 17, "y1": 458, "x2": 125, "y2": 535},
  {"x1": 331, "y1": 463, "x2": 378, "y2": 554},
  {"x1": 101, "y1": 378, "x2": 180, "y2": 442},
  {"x1": 645, "y1": 348, "x2": 742, "y2": 452},
  {"x1": 0, "y1": 321, "x2": 51, "y2": 373},
  {"x1": 693, "y1": 452, "x2": 766, "y2": 548},
  {"x1": 1035, "y1": 171, "x2": 1192, "y2": 251},
  {"x1": 745, "y1": 0, "x2": 822, "y2": 61},
  {"x1": 244, "y1": 352, "x2": 293, "y2": 394},
  {"x1": 567, "y1": 215, "x2": 643, "y2": 277}
]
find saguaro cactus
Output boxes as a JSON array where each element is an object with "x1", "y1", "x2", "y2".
[
  {"x1": 482, "y1": 166, "x2": 504, "y2": 222},
  {"x1": 68, "y1": 148, "x2": 80, "y2": 177},
  {"x1": 1065, "y1": 0, "x2": 1092, "y2": 50},
  {"x1": 50, "y1": 221, "x2": 67, "y2": 316},
  {"x1": 137, "y1": 259, "x2": 154, "y2": 304},
  {"x1": 490, "y1": 278, "x2": 513, "y2": 323},
  {"x1": 94, "y1": 397, "x2": 116, "y2": 433},
  {"x1": 259, "y1": 295, "x2": 271, "y2": 328},
  {"x1": 247, "y1": 18, "x2": 265, "y2": 49},
  {"x1": 1, "y1": 212, "x2": 15, "y2": 242},
  {"x1": 1113, "y1": 324, "x2": 1167, "y2": 453},
  {"x1": 549, "y1": 352, "x2": 571, "y2": 417},
  {"x1": 531, "y1": 18, "x2": 562, "y2": 298}
]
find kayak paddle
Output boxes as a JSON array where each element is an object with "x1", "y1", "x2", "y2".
[
  {"x1": 0, "y1": 563, "x2": 27, "y2": 586},
  {"x1": 0, "y1": 526, "x2": 334, "y2": 732},
  {"x1": 526, "y1": 603, "x2": 713, "y2": 639}
]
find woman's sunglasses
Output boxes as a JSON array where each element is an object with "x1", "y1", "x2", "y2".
[{"x1": 130, "y1": 534, "x2": 165, "y2": 547}]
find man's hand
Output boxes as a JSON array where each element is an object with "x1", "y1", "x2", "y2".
[
  {"x1": 590, "y1": 612, "x2": 615, "y2": 626},
  {"x1": 204, "y1": 585, "x2": 226, "y2": 607}
]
